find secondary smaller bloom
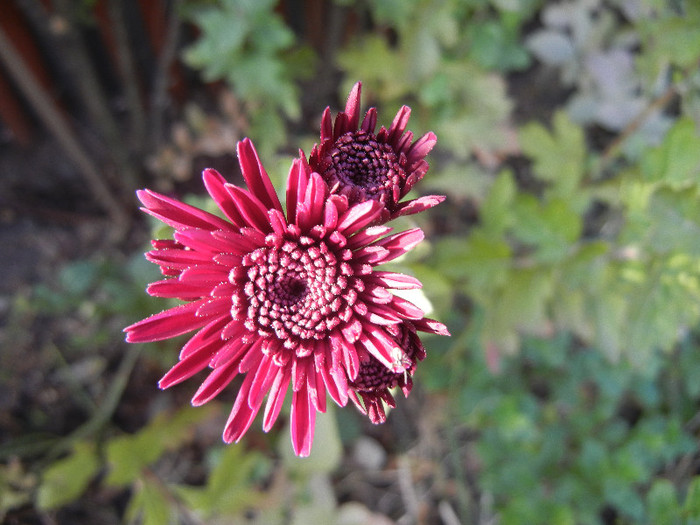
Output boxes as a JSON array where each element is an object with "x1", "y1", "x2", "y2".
[
  {"x1": 349, "y1": 320, "x2": 432, "y2": 424},
  {"x1": 124, "y1": 138, "x2": 448, "y2": 456},
  {"x1": 309, "y1": 81, "x2": 444, "y2": 219}
]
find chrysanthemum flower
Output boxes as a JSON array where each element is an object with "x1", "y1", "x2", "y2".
[
  {"x1": 309, "y1": 81, "x2": 444, "y2": 219},
  {"x1": 124, "y1": 138, "x2": 448, "y2": 456},
  {"x1": 348, "y1": 321, "x2": 429, "y2": 424}
]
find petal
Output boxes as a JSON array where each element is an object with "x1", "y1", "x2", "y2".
[
  {"x1": 336, "y1": 200, "x2": 384, "y2": 235},
  {"x1": 191, "y1": 350, "x2": 243, "y2": 406},
  {"x1": 412, "y1": 317, "x2": 451, "y2": 336},
  {"x1": 222, "y1": 371, "x2": 260, "y2": 443},
  {"x1": 369, "y1": 271, "x2": 423, "y2": 290},
  {"x1": 285, "y1": 156, "x2": 310, "y2": 224},
  {"x1": 146, "y1": 247, "x2": 211, "y2": 270},
  {"x1": 320, "y1": 107, "x2": 333, "y2": 141},
  {"x1": 407, "y1": 131, "x2": 437, "y2": 165},
  {"x1": 226, "y1": 185, "x2": 272, "y2": 233},
  {"x1": 344, "y1": 81, "x2": 362, "y2": 131},
  {"x1": 361, "y1": 107, "x2": 377, "y2": 133},
  {"x1": 347, "y1": 225, "x2": 393, "y2": 250},
  {"x1": 146, "y1": 279, "x2": 210, "y2": 300},
  {"x1": 237, "y1": 138, "x2": 283, "y2": 213},
  {"x1": 124, "y1": 299, "x2": 213, "y2": 343},
  {"x1": 296, "y1": 172, "x2": 327, "y2": 231},
  {"x1": 387, "y1": 105, "x2": 411, "y2": 147},
  {"x1": 137, "y1": 189, "x2": 231, "y2": 231},
  {"x1": 371, "y1": 228, "x2": 424, "y2": 263},
  {"x1": 389, "y1": 295, "x2": 424, "y2": 320},
  {"x1": 248, "y1": 354, "x2": 279, "y2": 410},
  {"x1": 290, "y1": 381, "x2": 316, "y2": 457},
  {"x1": 202, "y1": 168, "x2": 246, "y2": 228},
  {"x1": 158, "y1": 333, "x2": 227, "y2": 389},
  {"x1": 179, "y1": 317, "x2": 229, "y2": 359},
  {"x1": 394, "y1": 195, "x2": 446, "y2": 218},
  {"x1": 263, "y1": 363, "x2": 292, "y2": 431}
]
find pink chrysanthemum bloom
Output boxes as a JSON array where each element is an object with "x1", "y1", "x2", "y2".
[
  {"x1": 309, "y1": 81, "x2": 444, "y2": 219},
  {"x1": 124, "y1": 138, "x2": 448, "y2": 456},
  {"x1": 348, "y1": 321, "x2": 428, "y2": 424}
]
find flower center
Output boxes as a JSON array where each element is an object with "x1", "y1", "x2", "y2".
[
  {"x1": 325, "y1": 130, "x2": 403, "y2": 205},
  {"x1": 230, "y1": 233, "x2": 360, "y2": 351}
]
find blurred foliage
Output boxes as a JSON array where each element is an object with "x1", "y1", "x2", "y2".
[{"x1": 181, "y1": 0, "x2": 316, "y2": 158}]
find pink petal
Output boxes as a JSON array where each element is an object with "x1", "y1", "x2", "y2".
[
  {"x1": 389, "y1": 295, "x2": 424, "y2": 320},
  {"x1": 179, "y1": 317, "x2": 229, "y2": 359},
  {"x1": 347, "y1": 225, "x2": 393, "y2": 250},
  {"x1": 263, "y1": 364, "x2": 292, "y2": 432},
  {"x1": 387, "y1": 105, "x2": 411, "y2": 147},
  {"x1": 172, "y1": 229, "x2": 220, "y2": 255},
  {"x1": 371, "y1": 228, "x2": 424, "y2": 263},
  {"x1": 124, "y1": 299, "x2": 213, "y2": 343},
  {"x1": 158, "y1": 334, "x2": 227, "y2": 389},
  {"x1": 285, "y1": 156, "x2": 309, "y2": 224},
  {"x1": 359, "y1": 330, "x2": 400, "y2": 373},
  {"x1": 209, "y1": 337, "x2": 249, "y2": 368},
  {"x1": 202, "y1": 168, "x2": 246, "y2": 228},
  {"x1": 370, "y1": 271, "x2": 423, "y2": 290},
  {"x1": 320, "y1": 107, "x2": 333, "y2": 141},
  {"x1": 211, "y1": 229, "x2": 261, "y2": 254},
  {"x1": 223, "y1": 372, "x2": 259, "y2": 443},
  {"x1": 296, "y1": 172, "x2": 327, "y2": 231},
  {"x1": 290, "y1": 382, "x2": 316, "y2": 457},
  {"x1": 361, "y1": 107, "x2": 377, "y2": 133},
  {"x1": 248, "y1": 354, "x2": 278, "y2": 410},
  {"x1": 146, "y1": 248, "x2": 211, "y2": 270},
  {"x1": 237, "y1": 138, "x2": 283, "y2": 213},
  {"x1": 178, "y1": 264, "x2": 229, "y2": 286},
  {"x1": 191, "y1": 351, "x2": 243, "y2": 406},
  {"x1": 344, "y1": 81, "x2": 362, "y2": 131},
  {"x1": 412, "y1": 317, "x2": 451, "y2": 336},
  {"x1": 146, "y1": 279, "x2": 210, "y2": 300},
  {"x1": 195, "y1": 297, "x2": 230, "y2": 318},
  {"x1": 394, "y1": 195, "x2": 446, "y2": 218},
  {"x1": 226, "y1": 185, "x2": 272, "y2": 233},
  {"x1": 336, "y1": 200, "x2": 384, "y2": 235},
  {"x1": 407, "y1": 131, "x2": 437, "y2": 165},
  {"x1": 137, "y1": 189, "x2": 231, "y2": 231}
]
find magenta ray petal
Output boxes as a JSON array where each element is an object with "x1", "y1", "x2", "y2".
[
  {"x1": 124, "y1": 300, "x2": 214, "y2": 343},
  {"x1": 291, "y1": 381, "x2": 316, "y2": 457},
  {"x1": 202, "y1": 168, "x2": 246, "y2": 228},
  {"x1": 263, "y1": 364, "x2": 292, "y2": 432},
  {"x1": 237, "y1": 138, "x2": 283, "y2": 213},
  {"x1": 137, "y1": 189, "x2": 231, "y2": 231},
  {"x1": 158, "y1": 335, "x2": 227, "y2": 389},
  {"x1": 395, "y1": 194, "x2": 446, "y2": 217},
  {"x1": 369, "y1": 271, "x2": 423, "y2": 290},
  {"x1": 223, "y1": 371, "x2": 260, "y2": 443},
  {"x1": 371, "y1": 228, "x2": 425, "y2": 263}
]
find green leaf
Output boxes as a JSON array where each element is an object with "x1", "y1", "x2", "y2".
[
  {"x1": 434, "y1": 231, "x2": 512, "y2": 293},
  {"x1": 124, "y1": 478, "x2": 173, "y2": 525},
  {"x1": 684, "y1": 476, "x2": 700, "y2": 519},
  {"x1": 642, "y1": 118, "x2": 700, "y2": 189},
  {"x1": 105, "y1": 405, "x2": 215, "y2": 487},
  {"x1": 36, "y1": 442, "x2": 99, "y2": 510},
  {"x1": 511, "y1": 195, "x2": 582, "y2": 263},
  {"x1": 176, "y1": 445, "x2": 266, "y2": 518},
  {"x1": 519, "y1": 111, "x2": 586, "y2": 198},
  {"x1": 481, "y1": 169, "x2": 516, "y2": 235}
]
